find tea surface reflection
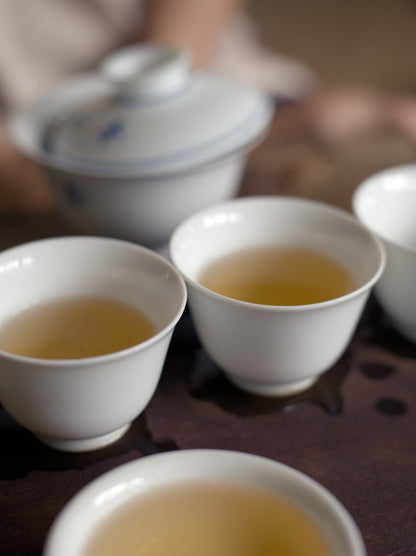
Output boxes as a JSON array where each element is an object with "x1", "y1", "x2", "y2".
[
  {"x1": 199, "y1": 246, "x2": 356, "y2": 305},
  {"x1": 83, "y1": 481, "x2": 331, "y2": 556}
]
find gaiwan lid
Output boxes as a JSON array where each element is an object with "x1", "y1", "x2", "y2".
[{"x1": 45, "y1": 44, "x2": 274, "y2": 177}]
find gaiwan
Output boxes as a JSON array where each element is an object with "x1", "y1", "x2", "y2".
[{"x1": 9, "y1": 44, "x2": 274, "y2": 249}]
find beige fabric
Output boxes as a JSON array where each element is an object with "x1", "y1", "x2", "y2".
[{"x1": 0, "y1": 0, "x2": 142, "y2": 110}]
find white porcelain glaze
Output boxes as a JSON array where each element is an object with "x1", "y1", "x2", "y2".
[
  {"x1": 353, "y1": 163, "x2": 416, "y2": 343},
  {"x1": 45, "y1": 156, "x2": 245, "y2": 249},
  {"x1": 8, "y1": 45, "x2": 273, "y2": 247},
  {"x1": 43, "y1": 449, "x2": 366, "y2": 556},
  {"x1": 170, "y1": 196, "x2": 385, "y2": 396},
  {"x1": 101, "y1": 44, "x2": 191, "y2": 98},
  {"x1": 45, "y1": 44, "x2": 273, "y2": 176},
  {"x1": 0, "y1": 237, "x2": 187, "y2": 451}
]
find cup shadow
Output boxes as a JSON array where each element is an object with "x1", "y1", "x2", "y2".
[{"x1": 0, "y1": 411, "x2": 178, "y2": 481}]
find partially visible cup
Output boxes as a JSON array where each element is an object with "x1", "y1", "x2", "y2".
[
  {"x1": 0, "y1": 236, "x2": 187, "y2": 451},
  {"x1": 43, "y1": 449, "x2": 366, "y2": 555},
  {"x1": 170, "y1": 196, "x2": 385, "y2": 396},
  {"x1": 353, "y1": 163, "x2": 416, "y2": 344}
]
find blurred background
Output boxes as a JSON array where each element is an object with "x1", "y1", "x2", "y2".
[
  {"x1": 241, "y1": 0, "x2": 416, "y2": 209},
  {"x1": 248, "y1": 0, "x2": 416, "y2": 92},
  {"x1": 1, "y1": 0, "x2": 415, "y2": 213}
]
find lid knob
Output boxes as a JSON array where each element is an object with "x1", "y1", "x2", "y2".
[{"x1": 101, "y1": 44, "x2": 191, "y2": 99}]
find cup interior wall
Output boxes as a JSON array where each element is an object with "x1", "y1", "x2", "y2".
[
  {"x1": 0, "y1": 238, "x2": 185, "y2": 332},
  {"x1": 171, "y1": 198, "x2": 383, "y2": 290},
  {"x1": 44, "y1": 451, "x2": 362, "y2": 556},
  {"x1": 353, "y1": 177, "x2": 416, "y2": 251}
]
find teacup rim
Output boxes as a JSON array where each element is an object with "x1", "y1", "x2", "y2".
[
  {"x1": 352, "y1": 163, "x2": 416, "y2": 256},
  {"x1": 0, "y1": 235, "x2": 187, "y2": 365},
  {"x1": 42, "y1": 449, "x2": 366, "y2": 556},
  {"x1": 170, "y1": 195, "x2": 386, "y2": 312}
]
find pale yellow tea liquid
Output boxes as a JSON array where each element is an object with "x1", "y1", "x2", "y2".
[
  {"x1": 0, "y1": 296, "x2": 156, "y2": 359},
  {"x1": 82, "y1": 481, "x2": 331, "y2": 556},
  {"x1": 199, "y1": 246, "x2": 356, "y2": 305}
]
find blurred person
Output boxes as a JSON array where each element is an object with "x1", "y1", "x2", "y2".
[
  {"x1": 0, "y1": 0, "x2": 415, "y2": 212},
  {"x1": 0, "y1": 0, "x2": 319, "y2": 212}
]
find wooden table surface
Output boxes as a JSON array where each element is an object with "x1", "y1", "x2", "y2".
[{"x1": 1, "y1": 110, "x2": 416, "y2": 556}]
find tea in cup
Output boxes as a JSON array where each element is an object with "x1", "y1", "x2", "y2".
[
  {"x1": 0, "y1": 236, "x2": 187, "y2": 451},
  {"x1": 43, "y1": 449, "x2": 366, "y2": 555},
  {"x1": 170, "y1": 196, "x2": 385, "y2": 396},
  {"x1": 353, "y1": 163, "x2": 416, "y2": 343}
]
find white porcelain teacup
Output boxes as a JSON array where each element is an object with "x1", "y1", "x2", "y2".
[
  {"x1": 170, "y1": 196, "x2": 385, "y2": 397},
  {"x1": 353, "y1": 163, "x2": 416, "y2": 344},
  {"x1": 0, "y1": 236, "x2": 187, "y2": 452},
  {"x1": 43, "y1": 449, "x2": 366, "y2": 555}
]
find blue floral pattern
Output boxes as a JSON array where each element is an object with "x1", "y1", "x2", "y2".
[
  {"x1": 98, "y1": 120, "x2": 124, "y2": 143},
  {"x1": 62, "y1": 181, "x2": 83, "y2": 208}
]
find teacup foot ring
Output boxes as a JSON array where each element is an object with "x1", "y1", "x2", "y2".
[
  {"x1": 227, "y1": 375, "x2": 318, "y2": 397},
  {"x1": 35, "y1": 423, "x2": 131, "y2": 453}
]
